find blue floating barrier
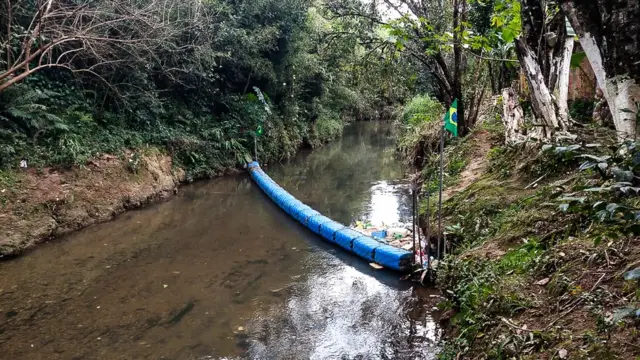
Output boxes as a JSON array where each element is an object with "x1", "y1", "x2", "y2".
[
  {"x1": 352, "y1": 236, "x2": 382, "y2": 262},
  {"x1": 318, "y1": 221, "x2": 346, "y2": 243},
  {"x1": 295, "y1": 208, "x2": 321, "y2": 224},
  {"x1": 334, "y1": 228, "x2": 363, "y2": 251},
  {"x1": 307, "y1": 215, "x2": 333, "y2": 235},
  {"x1": 374, "y1": 244, "x2": 413, "y2": 270},
  {"x1": 248, "y1": 162, "x2": 412, "y2": 272}
]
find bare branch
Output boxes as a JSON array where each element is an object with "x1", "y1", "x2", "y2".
[{"x1": 1, "y1": 0, "x2": 205, "y2": 94}]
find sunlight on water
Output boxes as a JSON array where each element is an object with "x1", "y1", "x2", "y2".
[{"x1": 367, "y1": 180, "x2": 411, "y2": 226}]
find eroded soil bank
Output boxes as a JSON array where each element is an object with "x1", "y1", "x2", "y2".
[{"x1": 1, "y1": 150, "x2": 185, "y2": 257}]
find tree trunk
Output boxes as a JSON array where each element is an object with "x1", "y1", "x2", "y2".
[
  {"x1": 502, "y1": 87, "x2": 527, "y2": 144},
  {"x1": 520, "y1": 0, "x2": 546, "y2": 73},
  {"x1": 515, "y1": 38, "x2": 558, "y2": 138},
  {"x1": 488, "y1": 62, "x2": 498, "y2": 94},
  {"x1": 452, "y1": 0, "x2": 466, "y2": 136},
  {"x1": 517, "y1": 0, "x2": 572, "y2": 137},
  {"x1": 561, "y1": 0, "x2": 640, "y2": 141},
  {"x1": 554, "y1": 37, "x2": 574, "y2": 127}
]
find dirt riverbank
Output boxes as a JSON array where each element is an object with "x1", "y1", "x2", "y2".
[{"x1": 0, "y1": 150, "x2": 186, "y2": 257}]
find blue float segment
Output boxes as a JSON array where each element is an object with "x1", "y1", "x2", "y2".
[
  {"x1": 248, "y1": 162, "x2": 412, "y2": 272},
  {"x1": 293, "y1": 207, "x2": 321, "y2": 224},
  {"x1": 307, "y1": 215, "x2": 333, "y2": 234},
  {"x1": 374, "y1": 244, "x2": 413, "y2": 269},
  {"x1": 288, "y1": 203, "x2": 311, "y2": 218},
  {"x1": 352, "y1": 236, "x2": 382, "y2": 261},
  {"x1": 318, "y1": 221, "x2": 346, "y2": 243},
  {"x1": 277, "y1": 194, "x2": 299, "y2": 212},
  {"x1": 334, "y1": 228, "x2": 362, "y2": 251}
]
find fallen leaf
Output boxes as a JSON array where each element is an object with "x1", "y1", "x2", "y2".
[{"x1": 535, "y1": 278, "x2": 550, "y2": 286}]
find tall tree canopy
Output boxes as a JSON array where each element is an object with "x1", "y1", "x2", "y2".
[{"x1": 0, "y1": 0, "x2": 416, "y2": 174}]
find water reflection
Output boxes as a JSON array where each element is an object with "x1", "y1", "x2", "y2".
[{"x1": 248, "y1": 261, "x2": 441, "y2": 359}]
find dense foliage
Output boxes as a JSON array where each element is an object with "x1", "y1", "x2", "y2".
[{"x1": 0, "y1": 0, "x2": 415, "y2": 178}]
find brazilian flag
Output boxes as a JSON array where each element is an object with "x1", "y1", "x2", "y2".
[{"x1": 444, "y1": 99, "x2": 458, "y2": 137}]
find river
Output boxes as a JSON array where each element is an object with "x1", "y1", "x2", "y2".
[{"x1": 0, "y1": 122, "x2": 441, "y2": 359}]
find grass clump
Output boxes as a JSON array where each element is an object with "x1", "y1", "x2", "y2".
[
  {"x1": 401, "y1": 94, "x2": 444, "y2": 125},
  {"x1": 396, "y1": 94, "x2": 444, "y2": 168}
]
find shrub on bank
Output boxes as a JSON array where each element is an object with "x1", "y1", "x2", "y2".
[
  {"x1": 307, "y1": 111, "x2": 344, "y2": 148},
  {"x1": 396, "y1": 94, "x2": 444, "y2": 167},
  {"x1": 401, "y1": 94, "x2": 444, "y2": 125}
]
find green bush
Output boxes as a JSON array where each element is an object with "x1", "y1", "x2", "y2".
[
  {"x1": 401, "y1": 94, "x2": 444, "y2": 125},
  {"x1": 308, "y1": 111, "x2": 344, "y2": 147},
  {"x1": 396, "y1": 94, "x2": 444, "y2": 167}
]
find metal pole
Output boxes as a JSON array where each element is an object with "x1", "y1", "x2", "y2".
[
  {"x1": 437, "y1": 128, "x2": 444, "y2": 261},
  {"x1": 443, "y1": 233, "x2": 447, "y2": 259},
  {"x1": 254, "y1": 135, "x2": 258, "y2": 163},
  {"x1": 411, "y1": 187, "x2": 417, "y2": 266},
  {"x1": 415, "y1": 186, "x2": 423, "y2": 268},
  {"x1": 425, "y1": 173, "x2": 431, "y2": 269}
]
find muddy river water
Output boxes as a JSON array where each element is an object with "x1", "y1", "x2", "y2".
[{"x1": 0, "y1": 122, "x2": 441, "y2": 359}]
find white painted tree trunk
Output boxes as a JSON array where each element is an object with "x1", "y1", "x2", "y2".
[
  {"x1": 580, "y1": 33, "x2": 639, "y2": 141},
  {"x1": 554, "y1": 37, "x2": 574, "y2": 128},
  {"x1": 515, "y1": 39, "x2": 559, "y2": 138},
  {"x1": 501, "y1": 88, "x2": 527, "y2": 144}
]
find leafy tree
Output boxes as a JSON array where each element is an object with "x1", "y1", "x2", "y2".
[{"x1": 0, "y1": 0, "x2": 414, "y2": 173}]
